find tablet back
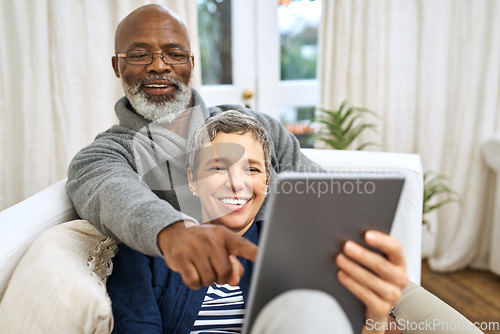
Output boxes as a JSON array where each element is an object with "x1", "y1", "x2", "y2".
[{"x1": 243, "y1": 173, "x2": 405, "y2": 334}]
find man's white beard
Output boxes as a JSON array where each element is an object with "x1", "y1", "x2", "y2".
[{"x1": 120, "y1": 74, "x2": 192, "y2": 123}]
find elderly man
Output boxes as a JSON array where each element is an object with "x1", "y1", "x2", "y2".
[{"x1": 66, "y1": 4, "x2": 483, "y2": 334}]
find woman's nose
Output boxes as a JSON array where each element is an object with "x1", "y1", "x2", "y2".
[{"x1": 225, "y1": 168, "x2": 248, "y2": 192}]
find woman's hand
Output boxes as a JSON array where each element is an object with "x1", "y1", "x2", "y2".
[{"x1": 335, "y1": 231, "x2": 408, "y2": 334}]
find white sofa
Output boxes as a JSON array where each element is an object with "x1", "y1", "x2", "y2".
[{"x1": 0, "y1": 149, "x2": 423, "y2": 332}]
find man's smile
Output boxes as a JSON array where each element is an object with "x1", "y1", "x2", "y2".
[{"x1": 142, "y1": 80, "x2": 176, "y2": 95}]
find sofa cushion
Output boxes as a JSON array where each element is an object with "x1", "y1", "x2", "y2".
[
  {"x1": 0, "y1": 220, "x2": 117, "y2": 334},
  {"x1": 0, "y1": 179, "x2": 78, "y2": 300}
]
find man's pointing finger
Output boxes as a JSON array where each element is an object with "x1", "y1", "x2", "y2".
[{"x1": 226, "y1": 234, "x2": 258, "y2": 262}]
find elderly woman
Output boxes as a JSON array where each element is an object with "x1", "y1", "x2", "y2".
[{"x1": 107, "y1": 111, "x2": 407, "y2": 334}]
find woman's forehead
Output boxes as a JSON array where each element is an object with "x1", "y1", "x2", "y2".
[{"x1": 198, "y1": 133, "x2": 265, "y2": 164}]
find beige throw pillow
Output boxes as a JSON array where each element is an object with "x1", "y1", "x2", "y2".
[{"x1": 0, "y1": 220, "x2": 117, "y2": 334}]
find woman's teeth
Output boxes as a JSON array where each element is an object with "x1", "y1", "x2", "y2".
[{"x1": 220, "y1": 198, "x2": 249, "y2": 205}]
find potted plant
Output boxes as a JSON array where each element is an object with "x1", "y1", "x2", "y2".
[{"x1": 309, "y1": 101, "x2": 379, "y2": 150}]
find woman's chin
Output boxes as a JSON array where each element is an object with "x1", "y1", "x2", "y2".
[{"x1": 215, "y1": 218, "x2": 253, "y2": 235}]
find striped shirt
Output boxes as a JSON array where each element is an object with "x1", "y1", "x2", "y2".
[{"x1": 190, "y1": 283, "x2": 246, "y2": 333}]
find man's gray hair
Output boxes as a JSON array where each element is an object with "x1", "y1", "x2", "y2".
[{"x1": 188, "y1": 111, "x2": 272, "y2": 177}]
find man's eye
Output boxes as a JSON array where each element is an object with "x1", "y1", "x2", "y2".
[
  {"x1": 128, "y1": 52, "x2": 150, "y2": 60},
  {"x1": 166, "y1": 51, "x2": 188, "y2": 59}
]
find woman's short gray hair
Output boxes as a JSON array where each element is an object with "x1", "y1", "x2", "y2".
[{"x1": 188, "y1": 111, "x2": 272, "y2": 177}]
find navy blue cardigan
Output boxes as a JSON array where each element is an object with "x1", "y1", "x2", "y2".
[{"x1": 107, "y1": 222, "x2": 261, "y2": 334}]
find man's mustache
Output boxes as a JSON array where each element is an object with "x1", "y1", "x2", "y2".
[{"x1": 133, "y1": 75, "x2": 181, "y2": 93}]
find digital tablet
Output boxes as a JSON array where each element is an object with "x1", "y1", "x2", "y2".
[{"x1": 242, "y1": 172, "x2": 405, "y2": 334}]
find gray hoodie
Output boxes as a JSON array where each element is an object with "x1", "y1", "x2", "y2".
[{"x1": 66, "y1": 90, "x2": 319, "y2": 256}]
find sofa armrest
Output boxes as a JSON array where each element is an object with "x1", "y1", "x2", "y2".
[
  {"x1": 301, "y1": 149, "x2": 423, "y2": 283},
  {"x1": 0, "y1": 179, "x2": 78, "y2": 300}
]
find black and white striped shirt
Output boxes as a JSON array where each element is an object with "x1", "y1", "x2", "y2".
[{"x1": 190, "y1": 283, "x2": 246, "y2": 333}]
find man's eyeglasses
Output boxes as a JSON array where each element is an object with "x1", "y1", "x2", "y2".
[{"x1": 116, "y1": 49, "x2": 192, "y2": 65}]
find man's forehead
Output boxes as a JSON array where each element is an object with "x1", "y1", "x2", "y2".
[
  {"x1": 120, "y1": 22, "x2": 185, "y2": 42},
  {"x1": 115, "y1": 5, "x2": 189, "y2": 51},
  {"x1": 120, "y1": 4, "x2": 182, "y2": 26}
]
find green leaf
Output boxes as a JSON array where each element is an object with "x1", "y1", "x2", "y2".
[
  {"x1": 342, "y1": 114, "x2": 363, "y2": 135},
  {"x1": 355, "y1": 141, "x2": 378, "y2": 150}
]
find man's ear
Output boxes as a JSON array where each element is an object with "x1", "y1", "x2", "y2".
[{"x1": 112, "y1": 56, "x2": 120, "y2": 78}]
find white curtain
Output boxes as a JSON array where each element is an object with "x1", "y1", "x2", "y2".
[
  {"x1": 0, "y1": 0, "x2": 200, "y2": 211},
  {"x1": 318, "y1": 0, "x2": 500, "y2": 273}
]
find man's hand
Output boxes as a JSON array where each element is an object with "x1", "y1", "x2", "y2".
[
  {"x1": 335, "y1": 231, "x2": 408, "y2": 334},
  {"x1": 157, "y1": 221, "x2": 258, "y2": 290}
]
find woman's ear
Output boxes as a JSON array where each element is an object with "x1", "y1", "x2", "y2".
[
  {"x1": 187, "y1": 167, "x2": 197, "y2": 195},
  {"x1": 264, "y1": 175, "x2": 270, "y2": 195}
]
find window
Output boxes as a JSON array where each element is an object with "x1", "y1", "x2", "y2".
[
  {"x1": 198, "y1": 0, "x2": 321, "y2": 147},
  {"x1": 278, "y1": 0, "x2": 321, "y2": 147},
  {"x1": 197, "y1": 0, "x2": 232, "y2": 85},
  {"x1": 279, "y1": 0, "x2": 321, "y2": 81}
]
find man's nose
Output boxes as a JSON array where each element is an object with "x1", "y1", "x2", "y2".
[{"x1": 146, "y1": 53, "x2": 172, "y2": 73}]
